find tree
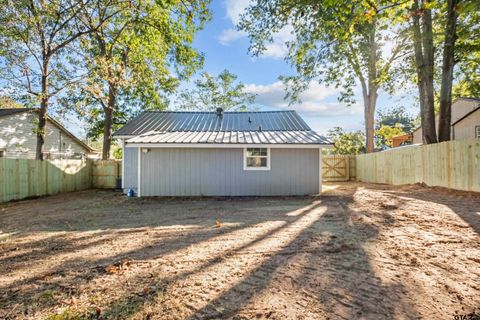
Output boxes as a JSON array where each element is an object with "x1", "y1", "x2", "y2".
[
  {"x1": 376, "y1": 124, "x2": 406, "y2": 148},
  {"x1": 69, "y1": 0, "x2": 210, "y2": 159},
  {"x1": 453, "y1": 2, "x2": 480, "y2": 97},
  {"x1": 176, "y1": 69, "x2": 256, "y2": 111},
  {"x1": 0, "y1": 96, "x2": 23, "y2": 109},
  {"x1": 327, "y1": 127, "x2": 366, "y2": 155},
  {"x1": 437, "y1": 0, "x2": 459, "y2": 142},
  {"x1": 0, "y1": 0, "x2": 117, "y2": 159},
  {"x1": 376, "y1": 106, "x2": 416, "y2": 132},
  {"x1": 410, "y1": 0, "x2": 437, "y2": 144},
  {"x1": 239, "y1": 1, "x2": 409, "y2": 153}
]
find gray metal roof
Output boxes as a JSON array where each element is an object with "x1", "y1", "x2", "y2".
[
  {"x1": 126, "y1": 130, "x2": 330, "y2": 145},
  {"x1": 114, "y1": 110, "x2": 311, "y2": 136}
]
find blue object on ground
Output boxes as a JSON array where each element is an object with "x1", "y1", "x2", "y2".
[{"x1": 127, "y1": 189, "x2": 135, "y2": 197}]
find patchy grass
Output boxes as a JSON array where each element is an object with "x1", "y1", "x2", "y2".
[{"x1": 0, "y1": 183, "x2": 479, "y2": 319}]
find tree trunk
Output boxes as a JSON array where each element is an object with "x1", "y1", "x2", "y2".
[
  {"x1": 35, "y1": 60, "x2": 49, "y2": 160},
  {"x1": 438, "y1": 0, "x2": 458, "y2": 142},
  {"x1": 364, "y1": 96, "x2": 376, "y2": 153},
  {"x1": 365, "y1": 25, "x2": 378, "y2": 153},
  {"x1": 412, "y1": 0, "x2": 437, "y2": 144},
  {"x1": 102, "y1": 82, "x2": 116, "y2": 160}
]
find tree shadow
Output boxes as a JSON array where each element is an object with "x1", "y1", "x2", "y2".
[
  {"x1": 181, "y1": 192, "x2": 420, "y2": 320},
  {"x1": 380, "y1": 185, "x2": 480, "y2": 235},
  {"x1": 2, "y1": 184, "x2": 445, "y2": 319},
  {"x1": 0, "y1": 195, "x2": 313, "y2": 318}
]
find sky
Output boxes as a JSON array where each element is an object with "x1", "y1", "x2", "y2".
[
  {"x1": 178, "y1": 0, "x2": 417, "y2": 135},
  {"x1": 53, "y1": 0, "x2": 416, "y2": 137}
]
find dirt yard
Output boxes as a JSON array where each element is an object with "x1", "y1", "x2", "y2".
[{"x1": 0, "y1": 183, "x2": 479, "y2": 320}]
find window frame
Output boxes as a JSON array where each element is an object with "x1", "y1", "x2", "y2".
[
  {"x1": 243, "y1": 147, "x2": 271, "y2": 171},
  {"x1": 476, "y1": 125, "x2": 480, "y2": 138}
]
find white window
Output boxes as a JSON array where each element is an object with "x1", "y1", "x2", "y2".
[
  {"x1": 244, "y1": 147, "x2": 270, "y2": 171},
  {"x1": 476, "y1": 126, "x2": 480, "y2": 138}
]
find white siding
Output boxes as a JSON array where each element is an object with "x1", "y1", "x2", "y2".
[
  {"x1": 453, "y1": 108, "x2": 480, "y2": 140},
  {"x1": 0, "y1": 112, "x2": 88, "y2": 158},
  {"x1": 412, "y1": 99, "x2": 480, "y2": 144}
]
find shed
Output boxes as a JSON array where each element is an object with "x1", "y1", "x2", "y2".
[{"x1": 114, "y1": 109, "x2": 331, "y2": 197}]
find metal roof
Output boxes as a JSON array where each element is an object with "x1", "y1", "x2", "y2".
[
  {"x1": 114, "y1": 110, "x2": 311, "y2": 136},
  {"x1": 126, "y1": 130, "x2": 330, "y2": 145}
]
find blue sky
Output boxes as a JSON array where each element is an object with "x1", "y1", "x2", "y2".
[
  {"x1": 178, "y1": 0, "x2": 417, "y2": 135},
  {"x1": 62, "y1": 0, "x2": 416, "y2": 137}
]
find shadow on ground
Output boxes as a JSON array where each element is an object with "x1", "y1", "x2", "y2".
[{"x1": 1, "y1": 183, "x2": 478, "y2": 319}]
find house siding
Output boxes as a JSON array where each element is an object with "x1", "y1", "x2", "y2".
[
  {"x1": 412, "y1": 98, "x2": 480, "y2": 144},
  {"x1": 453, "y1": 108, "x2": 480, "y2": 140},
  {"x1": 134, "y1": 147, "x2": 319, "y2": 196},
  {"x1": 0, "y1": 112, "x2": 89, "y2": 158}
]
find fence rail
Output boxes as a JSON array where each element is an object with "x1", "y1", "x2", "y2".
[
  {"x1": 356, "y1": 139, "x2": 480, "y2": 192},
  {"x1": 0, "y1": 159, "x2": 121, "y2": 203}
]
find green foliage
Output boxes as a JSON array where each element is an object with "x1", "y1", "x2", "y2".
[
  {"x1": 176, "y1": 69, "x2": 256, "y2": 111},
  {"x1": 0, "y1": 0, "x2": 108, "y2": 105},
  {"x1": 376, "y1": 106, "x2": 416, "y2": 132},
  {"x1": 454, "y1": 1, "x2": 480, "y2": 98},
  {"x1": 112, "y1": 145, "x2": 122, "y2": 160},
  {"x1": 375, "y1": 124, "x2": 406, "y2": 148},
  {"x1": 239, "y1": 0, "x2": 408, "y2": 105},
  {"x1": 63, "y1": 0, "x2": 211, "y2": 140},
  {"x1": 0, "y1": 96, "x2": 22, "y2": 108},
  {"x1": 327, "y1": 127, "x2": 366, "y2": 155}
]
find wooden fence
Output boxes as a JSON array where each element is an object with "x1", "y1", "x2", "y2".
[
  {"x1": 0, "y1": 159, "x2": 121, "y2": 203},
  {"x1": 92, "y1": 160, "x2": 121, "y2": 189},
  {"x1": 322, "y1": 155, "x2": 356, "y2": 181},
  {"x1": 356, "y1": 139, "x2": 480, "y2": 192}
]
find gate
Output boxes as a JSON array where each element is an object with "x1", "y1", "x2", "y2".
[{"x1": 322, "y1": 155, "x2": 355, "y2": 181}]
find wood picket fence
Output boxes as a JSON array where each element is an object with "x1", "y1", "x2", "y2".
[
  {"x1": 356, "y1": 139, "x2": 480, "y2": 192},
  {"x1": 0, "y1": 159, "x2": 121, "y2": 203}
]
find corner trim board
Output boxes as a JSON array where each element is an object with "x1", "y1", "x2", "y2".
[{"x1": 137, "y1": 147, "x2": 141, "y2": 197}]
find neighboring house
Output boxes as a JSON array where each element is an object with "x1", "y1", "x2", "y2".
[
  {"x1": 391, "y1": 133, "x2": 413, "y2": 148},
  {"x1": 412, "y1": 97, "x2": 480, "y2": 144},
  {"x1": 0, "y1": 108, "x2": 94, "y2": 159},
  {"x1": 114, "y1": 109, "x2": 331, "y2": 197}
]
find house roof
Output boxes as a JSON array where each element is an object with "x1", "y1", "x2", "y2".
[
  {"x1": 411, "y1": 97, "x2": 480, "y2": 133},
  {"x1": 455, "y1": 96, "x2": 480, "y2": 103},
  {"x1": 114, "y1": 110, "x2": 312, "y2": 137},
  {"x1": 117, "y1": 110, "x2": 331, "y2": 145},
  {"x1": 451, "y1": 102, "x2": 480, "y2": 126},
  {"x1": 0, "y1": 108, "x2": 33, "y2": 118},
  {"x1": 126, "y1": 130, "x2": 330, "y2": 145},
  {"x1": 0, "y1": 108, "x2": 94, "y2": 152}
]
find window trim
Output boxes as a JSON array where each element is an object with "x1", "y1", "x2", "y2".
[
  {"x1": 476, "y1": 125, "x2": 480, "y2": 138},
  {"x1": 243, "y1": 147, "x2": 271, "y2": 171}
]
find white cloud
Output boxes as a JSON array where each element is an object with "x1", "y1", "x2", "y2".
[
  {"x1": 225, "y1": 0, "x2": 250, "y2": 25},
  {"x1": 245, "y1": 81, "x2": 363, "y2": 116},
  {"x1": 217, "y1": 28, "x2": 246, "y2": 45},
  {"x1": 220, "y1": 0, "x2": 293, "y2": 59}
]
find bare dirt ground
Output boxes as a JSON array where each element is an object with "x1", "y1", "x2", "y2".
[{"x1": 0, "y1": 182, "x2": 479, "y2": 320}]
